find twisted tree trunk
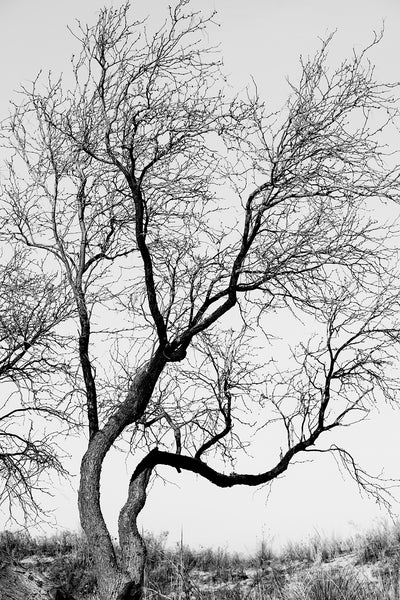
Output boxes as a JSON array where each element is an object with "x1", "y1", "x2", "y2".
[
  {"x1": 79, "y1": 467, "x2": 152, "y2": 600},
  {"x1": 79, "y1": 447, "x2": 151, "y2": 600},
  {"x1": 78, "y1": 351, "x2": 165, "y2": 600}
]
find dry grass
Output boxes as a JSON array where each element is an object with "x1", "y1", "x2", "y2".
[{"x1": 1, "y1": 523, "x2": 400, "y2": 599}]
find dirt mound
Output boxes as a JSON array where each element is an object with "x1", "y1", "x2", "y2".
[{"x1": 0, "y1": 556, "x2": 50, "y2": 600}]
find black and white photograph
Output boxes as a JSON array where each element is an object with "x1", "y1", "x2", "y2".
[{"x1": 1, "y1": 1, "x2": 400, "y2": 599}]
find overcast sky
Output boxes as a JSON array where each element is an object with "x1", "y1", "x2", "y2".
[{"x1": 1, "y1": 0, "x2": 400, "y2": 553}]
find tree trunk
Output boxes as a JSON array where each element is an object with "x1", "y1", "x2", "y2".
[
  {"x1": 79, "y1": 441, "x2": 127, "y2": 599},
  {"x1": 117, "y1": 469, "x2": 153, "y2": 600},
  {"x1": 79, "y1": 455, "x2": 152, "y2": 599},
  {"x1": 78, "y1": 351, "x2": 165, "y2": 600}
]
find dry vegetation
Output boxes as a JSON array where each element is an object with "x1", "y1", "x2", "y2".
[{"x1": 1, "y1": 523, "x2": 400, "y2": 599}]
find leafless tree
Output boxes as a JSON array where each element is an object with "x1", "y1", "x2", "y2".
[
  {"x1": 0, "y1": 252, "x2": 73, "y2": 521},
  {"x1": 1, "y1": 2, "x2": 400, "y2": 598}
]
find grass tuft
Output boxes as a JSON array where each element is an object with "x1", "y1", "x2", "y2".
[
  {"x1": 2, "y1": 522, "x2": 400, "y2": 599},
  {"x1": 286, "y1": 567, "x2": 381, "y2": 600}
]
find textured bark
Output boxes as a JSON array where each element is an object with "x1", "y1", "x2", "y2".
[
  {"x1": 78, "y1": 350, "x2": 165, "y2": 600},
  {"x1": 117, "y1": 469, "x2": 153, "y2": 599},
  {"x1": 79, "y1": 435, "x2": 121, "y2": 598}
]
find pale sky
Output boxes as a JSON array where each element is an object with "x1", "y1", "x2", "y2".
[{"x1": 1, "y1": 0, "x2": 400, "y2": 553}]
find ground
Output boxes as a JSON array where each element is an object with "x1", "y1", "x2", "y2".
[{"x1": 1, "y1": 526, "x2": 400, "y2": 599}]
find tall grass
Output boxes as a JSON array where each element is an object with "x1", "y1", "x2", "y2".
[
  {"x1": 286, "y1": 567, "x2": 381, "y2": 600},
  {"x1": 280, "y1": 532, "x2": 355, "y2": 564},
  {"x1": 355, "y1": 521, "x2": 400, "y2": 563},
  {"x1": 1, "y1": 522, "x2": 400, "y2": 599}
]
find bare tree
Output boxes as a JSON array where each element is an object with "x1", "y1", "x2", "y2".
[
  {"x1": 1, "y1": 2, "x2": 400, "y2": 598},
  {"x1": 0, "y1": 252, "x2": 73, "y2": 521}
]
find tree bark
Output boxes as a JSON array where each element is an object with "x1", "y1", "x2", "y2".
[
  {"x1": 117, "y1": 469, "x2": 153, "y2": 599},
  {"x1": 78, "y1": 350, "x2": 165, "y2": 600},
  {"x1": 79, "y1": 434, "x2": 123, "y2": 599}
]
